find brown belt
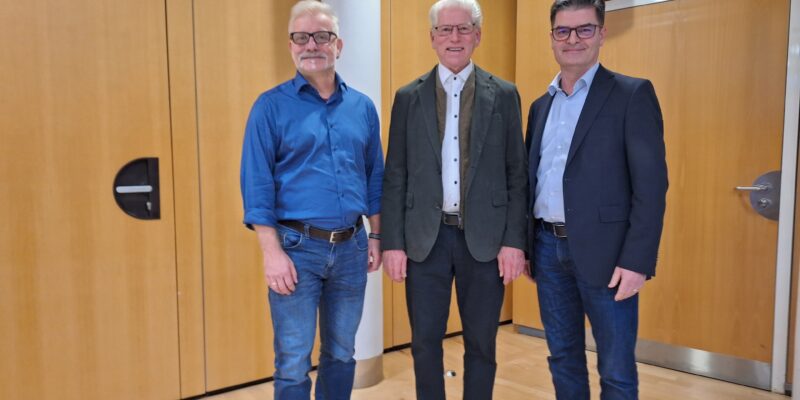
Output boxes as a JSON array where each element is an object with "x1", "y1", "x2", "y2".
[
  {"x1": 538, "y1": 219, "x2": 567, "y2": 238},
  {"x1": 278, "y1": 218, "x2": 363, "y2": 243}
]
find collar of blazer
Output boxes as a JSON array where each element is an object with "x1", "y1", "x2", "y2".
[
  {"x1": 531, "y1": 64, "x2": 616, "y2": 167},
  {"x1": 413, "y1": 65, "x2": 498, "y2": 176}
]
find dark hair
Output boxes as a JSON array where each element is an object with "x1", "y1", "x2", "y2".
[{"x1": 550, "y1": 0, "x2": 605, "y2": 27}]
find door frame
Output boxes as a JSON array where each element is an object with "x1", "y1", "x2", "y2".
[{"x1": 786, "y1": 0, "x2": 800, "y2": 395}]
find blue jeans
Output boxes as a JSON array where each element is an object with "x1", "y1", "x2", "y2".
[
  {"x1": 534, "y1": 224, "x2": 639, "y2": 400},
  {"x1": 269, "y1": 223, "x2": 369, "y2": 400}
]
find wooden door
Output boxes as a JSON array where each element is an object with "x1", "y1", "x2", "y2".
[
  {"x1": 192, "y1": 0, "x2": 296, "y2": 391},
  {"x1": 0, "y1": 1, "x2": 180, "y2": 399},
  {"x1": 514, "y1": 0, "x2": 789, "y2": 368},
  {"x1": 383, "y1": 0, "x2": 518, "y2": 347}
]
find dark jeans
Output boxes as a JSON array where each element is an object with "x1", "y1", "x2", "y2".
[
  {"x1": 534, "y1": 224, "x2": 639, "y2": 400},
  {"x1": 406, "y1": 223, "x2": 505, "y2": 400},
  {"x1": 269, "y1": 223, "x2": 369, "y2": 400}
]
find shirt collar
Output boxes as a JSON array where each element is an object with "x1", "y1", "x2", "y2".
[
  {"x1": 547, "y1": 62, "x2": 600, "y2": 96},
  {"x1": 437, "y1": 61, "x2": 474, "y2": 86},
  {"x1": 292, "y1": 71, "x2": 348, "y2": 95}
]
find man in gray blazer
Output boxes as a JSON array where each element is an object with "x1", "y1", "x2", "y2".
[{"x1": 381, "y1": 1, "x2": 528, "y2": 398}]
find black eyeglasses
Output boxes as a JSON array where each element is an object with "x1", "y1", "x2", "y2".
[
  {"x1": 550, "y1": 24, "x2": 601, "y2": 41},
  {"x1": 289, "y1": 31, "x2": 338, "y2": 45},
  {"x1": 432, "y1": 23, "x2": 476, "y2": 37}
]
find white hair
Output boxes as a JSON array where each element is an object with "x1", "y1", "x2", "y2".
[
  {"x1": 288, "y1": 0, "x2": 340, "y2": 35},
  {"x1": 429, "y1": 0, "x2": 483, "y2": 29}
]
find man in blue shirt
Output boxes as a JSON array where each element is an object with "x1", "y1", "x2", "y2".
[
  {"x1": 527, "y1": 1, "x2": 667, "y2": 399},
  {"x1": 240, "y1": 1, "x2": 383, "y2": 398}
]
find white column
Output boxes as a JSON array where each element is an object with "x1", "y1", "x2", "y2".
[{"x1": 324, "y1": 0, "x2": 384, "y2": 389}]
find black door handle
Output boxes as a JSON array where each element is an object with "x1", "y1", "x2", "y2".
[{"x1": 113, "y1": 157, "x2": 160, "y2": 220}]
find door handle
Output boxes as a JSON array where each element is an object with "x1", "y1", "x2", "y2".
[
  {"x1": 735, "y1": 171, "x2": 780, "y2": 221},
  {"x1": 735, "y1": 184, "x2": 770, "y2": 192},
  {"x1": 115, "y1": 185, "x2": 153, "y2": 194},
  {"x1": 113, "y1": 158, "x2": 160, "y2": 220}
]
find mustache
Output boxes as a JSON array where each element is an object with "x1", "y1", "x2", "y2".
[{"x1": 299, "y1": 52, "x2": 328, "y2": 60}]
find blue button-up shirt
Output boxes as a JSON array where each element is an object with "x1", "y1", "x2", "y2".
[
  {"x1": 534, "y1": 63, "x2": 599, "y2": 223},
  {"x1": 240, "y1": 72, "x2": 384, "y2": 230}
]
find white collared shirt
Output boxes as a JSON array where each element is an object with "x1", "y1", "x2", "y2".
[
  {"x1": 534, "y1": 62, "x2": 600, "y2": 223},
  {"x1": 438, "y1": 61, "x2": 474, "y2": 213}
]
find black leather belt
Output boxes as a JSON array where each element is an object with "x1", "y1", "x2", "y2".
[
  {"x1": 442, "y1": 212, "x2": 461, "y2": 226},
  {"x1": 279, "y1": 218, "x2": 363, "y2": 243},
  {"x1": 539, "y1": 219, "x2": 567, "y2": 238}
]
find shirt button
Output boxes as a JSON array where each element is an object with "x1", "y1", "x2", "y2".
[
  {"x1": 454, "y1": 158, "x2": 458, "y2": 162},
  {"x1": 454, "y1": 115, "x2": 458, "y2": 118}
]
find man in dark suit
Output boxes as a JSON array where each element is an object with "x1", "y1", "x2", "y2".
[
  {"x1": 526, "y1": 1, "x2": 668, "y2": 399},
  {"x1": 381, "y1": 1, "x2": 528, "y2": 398}
]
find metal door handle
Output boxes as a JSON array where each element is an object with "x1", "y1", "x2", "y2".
[
  {"x1": 115, "y1": 185, "x2": 153, "y2": 194},
  {"x1": 735, "y1": 184, "x2": 770, "y2": 192},
  {"x1": 113, "y1": 158, "x2": 160, "y2": 220}
]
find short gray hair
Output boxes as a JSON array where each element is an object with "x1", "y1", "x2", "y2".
[
  {"x1": 288, "y1": 0, "x2": 340, "y2": 35},
  {"x1": 429, "y1": 0, "x2": 483, "y2": 29}
]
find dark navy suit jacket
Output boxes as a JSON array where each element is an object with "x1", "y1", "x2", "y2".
[{"x1": 527, "y1": 65, "x2": 668, "y2": 286}]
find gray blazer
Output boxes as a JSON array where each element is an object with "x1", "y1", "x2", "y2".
[{"x1": 382, "y1": 65, "x2": 528, "y2": 262}]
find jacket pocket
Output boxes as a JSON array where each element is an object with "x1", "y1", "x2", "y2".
[
  {"x1": 492, "y1": 190, "x2": 508, "y2": 206},
  {"x1": 598, "y1": 205, "x2": 630, "y2": 222},
  {"x1": 405, "y1": 192, "x2": 414, "y2": 209}
]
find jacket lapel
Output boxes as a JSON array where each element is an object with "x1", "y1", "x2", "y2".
[
  {"x1": 566, "y1": 65, "x2": 615, "y2": 166},
  {"x1": 415, "y1": 66, "x2": 442, "y2": 168},
  {"x1": 530, "y1": 94, "x2": 554, "y2": 163},
  {"x1": 464, "y1": 66, "x2": 496, "y2": 195}
]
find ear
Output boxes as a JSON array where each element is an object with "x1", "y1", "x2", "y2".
[
  {"x1": 475, "y1": 28, "x2": 482, "y2": 46},
  {"x1": 336, "y1": 38, "x2": 343, "y2": 59},
  {"x1": 598, "y1": 25, "x2": 607, "y2": 46}
]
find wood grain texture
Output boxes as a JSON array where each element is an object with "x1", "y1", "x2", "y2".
[
  {"x1": 0, "y1": 0, "x2": 180, "y2": 399},
  {"x1": 166, "y1": 0, "x2": 206, "y2": 396}
]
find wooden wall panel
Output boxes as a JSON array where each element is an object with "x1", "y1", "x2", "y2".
[
  {"x1": 0, "y1": 1, "x2": 180, "y2": 399},
  {"x1": 166, "y1": 0, "x2": 206, "y2": 397}
]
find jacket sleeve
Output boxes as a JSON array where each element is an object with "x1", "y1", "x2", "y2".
[
  {"x1": 381, "y1": 90, "x2": 411, "y2": 251},
  {"x1": 616, "y1": 80, "x2": 668, "y2": 276},
  {"x1": 501, "y1": 86, "x2": 529, "y2": 251}
]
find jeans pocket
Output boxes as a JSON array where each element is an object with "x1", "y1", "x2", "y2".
[
  {"x1": 280, "y1": 228, "x2": 304, "y2": 249},
  {"x1": 354, "y1": 228, "x2": 368, "y2": 251}
]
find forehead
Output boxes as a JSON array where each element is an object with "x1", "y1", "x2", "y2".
[
  {"x1": 436, "y1": 7, "x2": 472, "y2": 24},
  {"x1": 291, "y1": 13, "x2": 334, "y2": 31},
  {"x1": 553, "y1": 7, "x2": 599, "y2": 26}
]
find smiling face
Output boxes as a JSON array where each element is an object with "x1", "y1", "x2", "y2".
[
  {"x1": 430, "y1": 7, "x2": 480, "y2": 74},
  {"x1": 551, "y1": 7, "x2": 606, "y2": 76},
  {"x1": 289, "y1": 13, "x2": 342, "y2": 77}
]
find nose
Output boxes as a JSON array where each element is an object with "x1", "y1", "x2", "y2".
[
  {"x1": 567, "y1": 30, "x2": 580, "y2": 44},
  {"x1": 305, "y1": 38, "x2": 319, "y2": 50}
]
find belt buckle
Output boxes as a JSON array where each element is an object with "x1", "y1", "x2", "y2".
[
  {"x1": 551, "y1": 223, "x2": 567, "y2": 238},
  {"x1": 329, "y1": 227, "x2": 354, "y2": 243}
]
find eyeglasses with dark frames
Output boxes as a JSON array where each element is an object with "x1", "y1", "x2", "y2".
[
  {"x1": 550, "y1": 24, "x2": 601, "y2": 41},
  {"x1": 289, "y1": 31, "x2": 338, "y2": 45},
  {"x1": 432, "y1": 23, "x2": 476, "y2": 37}
]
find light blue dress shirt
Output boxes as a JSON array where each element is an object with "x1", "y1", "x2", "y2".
[{"x1": 534, "y1": 63, "x2": 600, "y2": 223}]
